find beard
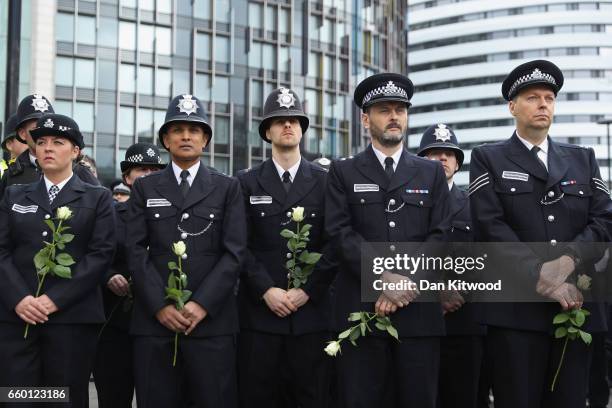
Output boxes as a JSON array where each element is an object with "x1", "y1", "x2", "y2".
[{"x1": 371, "y1": 125, "x2": 405, "y2": 147}]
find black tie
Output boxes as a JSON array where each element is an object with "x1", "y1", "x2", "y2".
[
  {"x1": 179, "y1": 170, "x2": 190, "y2": 197},
  {"x1": 282, "y1": 171, "x2": 292, "y2": 193},
  {"x1": 531, "y1": 146, "x2": 547, "y2": 173},
  {"x1": 384, "y1": 157, "x2": 394, "y2": 179}
]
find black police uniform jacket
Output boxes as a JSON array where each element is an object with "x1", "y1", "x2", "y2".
[
  {"x1": 443, "y1": 185, "x2": 485, "y2": 336},
  {"x1": 0, "y1": 175, "x2": 115, "y2": 323},
  {"x1": 127, "y1": 163, "x2": 246, "y2": 338},
  {"x1": 100, "y1": 200, "x2": 132, "y2": 331},
  {"x1": 0, "y1": 149, "x2": 99, "y2": 198},
  {"x1": 237, "y1": 159, "x2": 336, "y2": 335},
  {"x1": 325, "y1": 145, "x2": 451, "y2": 337},
  {"x1": 469, "y1": 133, "x2": 612, "y2": 333}
]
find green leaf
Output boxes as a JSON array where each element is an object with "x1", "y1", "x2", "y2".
[
  {"x1": 304, "y1": 252, "x2": 322, "y2": 265},
  {"x1": 567, "y1": 326, "x2": 578, "y2": 333},
  {"x1": 286, "y1": 259, "x2": 296, "y2": 269},
  {"x1": 574, "y1": 311, "x2": 586, "y2": 327},
  {"x1": 553, "y1": 313, "x2": 570, "y2": 325},
  {"x1": 168, "y1": 261, "x2": 178, "y2": 271},
  {"x1": 386, "y1": 325, "x2": 399, "y2": 340},
  {"x1": 34, "y1": 250, "x2": 48, "y2": 270},
  {"x1": 359, "y1": 322, "x2": 366, "y2": 336},
  {"x1": 55, "y1": 253, "x2": 75, "y2": 266},
  {"x1": 167, "y1": 273, "x2": 177, "y2": 290},
  {"x1": 280, "y1": 229, "x2": 295, "y2": 239},
  {"x1": 375, "y1": 322, "x2": 386, "y2": 331},
  {"x1": 338, "y1": 329, "x2": 352, "y2": 339},
  {"x1": 296, "y1": 241, "x2": 308, "y2": 249},
  {"x1": 349, "y1": 339, "x2": 357, "y2": 346},
  {"x1": 44, "y1": 219, "x2": 56, "y2": 233},
  {"x1": 287, "y1": 240, "x2": 297, "y2": 252},
  {"x1": 348, "y1": 312, "x2": 362, "y2": 322},
  {"x1": 554, "y1": 327, "x2": 567, "y2": 338},
  {"x1": 57, "y1": 242, "x2": 65, "y2": 250},
  {"x1": 180, "y1": 273, "x2": 188, "y2": 288},
  {"x1": 582, "y1": 309, "x2": 591, "y2": 316},
  {"x1": 579, "y1": 330, "x2": 592, "y2": 345},
  {"x1": 61, "y1": 234, "x2": 75, "y2": 243},
  {"x1": 349, "y1": 327, "x2": 360, "y2": 342},
  {"x1": 165, "y1": 287, "x2": 182, "y2": 300},
  {"x1": 52, "y1": 264, "x2": 72, "y2": 279},
  {"x1": 300, "y1": 224, "x2": 312, "y2": 234},
  {"x1": 181, "y1": 290, "x2": 192, "y2": 303}
]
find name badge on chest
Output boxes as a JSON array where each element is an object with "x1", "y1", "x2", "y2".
[
  {"x1": 502, "y1": 171, "x2": 529, "y2": 182},
  {"x1": 11, "y1": 204, "x2": 38, "y2": 214},
  {"x1": 147, "y1": 198, "x2": 172, "y2": 207},
  {"x1": 250, "y1": 195, "x2": 273, "y2": 205},
  {"x1": 354, "y1": 184, "x2": 379, "y2": 193}
]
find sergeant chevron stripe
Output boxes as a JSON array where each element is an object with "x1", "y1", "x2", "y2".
[
  {"x1": 468, "y1": 173, "x2": 489, "y2": 196},
  {"x1": 592, "y1": 177, "x2": 610, "y2": 195}
]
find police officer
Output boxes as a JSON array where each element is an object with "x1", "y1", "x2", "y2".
[
  {"x1": 236, "y1": 88, "x2": 335, "y2": 408},
  {"x1": 1, "y1": 114, "x2": 28, "y2": 178},
  {"x1": 0, "y1": 113, "x2": 115, "y2": 407},
  {"x1": 325, "y1": 73, "x2": 451, "y2": 407},
  {"x1": 93, "y1": 143, "x2": 165, "y2": 408},
  {"x1": 127, "y1": 94, "x2": 245, "y2": 408},
  {"x1": 417, "y1": 124, "x2": 486, "y2": 408},
  {"x1": 0, "y1": 94, "x2": 98, "y2": 198},
  {"x1": 469, "y1": 59, "x2": 612, "y2": 408}
]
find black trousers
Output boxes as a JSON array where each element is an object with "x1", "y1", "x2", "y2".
[
  {"x1": 587, "y1": 332, "x2": 609, "y2": 408},
  {"x1": 438, "y1": 335, "x2": 484, "y2": 408},
  {"x1": 133, "y1": 334, "x2": 237, "y2": 408},
  {"x1": 487, "y1": 326, "x2": 591, "y2": 408},
  {"x1": 93, "y1": 326, "x2": 133, "y2": 408},
  {"x1": 336, "y1": 335, "x2": 440, "y2": 408},
  {"x1": 238, "y1": 330, "x2": 332, "y2": 408},
  {"x1": 0, "y1": 322, "x2": 99, "y2": 408}
]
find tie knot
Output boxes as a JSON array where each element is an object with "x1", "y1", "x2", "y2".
[
  {"x1": 49, "y1": 185, "x2": 59, "y2": 194},
  {"x1": 531, "y1": 146, "x2": 541, "y2": 153},
  {"x1": 282, "y1": 171, "x2": 291, "y2": 183},
  {"x1": 180, "y1": 170, "x2": 190, "y2": 181},
  {"x1": 48, "y1": 185, "x2": 60, "y2": 203},
  {"x1": 385, "y1": 157, "x2": 394, "y2": 167}
]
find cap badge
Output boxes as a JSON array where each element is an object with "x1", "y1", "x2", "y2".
[
  {"x1": 43, "y1": 118, "x2": 54, "y2": 128},
  {"x1": 58, "y1": 126, "x2": 71, "y2": 131},
  {"x1": 146, "y1": 148, "x2": 156, "y2": 157},
  {"x1": 31, "y1": 94, "x2": 50, "y2": 113},
  {"x1": 434, "y1": 124, "x2": 451, "y2": 142},
  {"x1": 277, "y1": 88, "x2": 296, "y2": 109},
  {"x1": 177, "y1": 95, "x2": 198, "y2": 116}
]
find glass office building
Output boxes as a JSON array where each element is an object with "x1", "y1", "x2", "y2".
[
  {"x1": 406, "y1": 0, "x2": 612, "y2": 187},
  {"x1": 23, "y1": 0, "x2": 410, "y2": 181}
]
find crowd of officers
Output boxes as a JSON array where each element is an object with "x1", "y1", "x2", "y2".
[{"x1": 0, "y1": 58, "x2": 611, "y2": 408}]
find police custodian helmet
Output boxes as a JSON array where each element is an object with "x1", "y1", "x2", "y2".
[
  {"x1": 417, "y1": 123, "x2": 464, "y2": 168},
  {"x1": 15, "y1": 94, "x2": 55, "y2": 142},
  {"x1": 158, "y1": 94, "x2": 213, "y2": 150},
  {"x1": 258, "y1": 87, "x2": 309, "y2": 143}
]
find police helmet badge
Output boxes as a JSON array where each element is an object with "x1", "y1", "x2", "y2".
[
  {"x1": 146, "y1": 147, "x2": 155, "y2": 157},
  {"x1": 31, "y1": 94, "x2": 50, "y2": 113},
  {"x1": 434, "y1": 124, "x2": 451, "y2": 142},
  {"x1": 177, "y1": 94, "x2": 198, "y2": 116},
  {"x1": 43, "y1": 118, "x2": 54, "y2": 128},
  {"x1": 277, "y1": 88, "x2": 296, "y2": 109}
]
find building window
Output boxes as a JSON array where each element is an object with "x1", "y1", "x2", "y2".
[
  {"x1": 99, "y1": 17, "x2": 118, "y2": 48},
  {"x1": 138, "y1": 65, "x2": 154, "y2": 95},
  {"x1": 215, "y1": 116, "x2": 230, "y2": 144},
  {"x1": 249, "y1": 2, "x2": 263, "y2": 30},
  {"x1": 194, "y1": 0, "x2": 212, "y2": 20},
  {"x1": 74, "y1": 102, "x2": 95, "y2": 133},
  {"x1": 120, "y1": 21, "x2": 136, "y2": 50},
  {"x1": 119, "y1": 106, "x2": 135, "y2": 137},
  {"x1": 173, "y1": 69, "x2": 190, "y2": 94},
  {"x1": 77, "y1": 15, "x2": 96, "y2": 45},
  {"x1": 196, "y1": 32, "x2": 212, "y2": 60},
  {"x1": 99, "y1": 61, "x2": 117, "y2": 91},
  {"x1": 139, "y1": 24, "x2": 155, "y2": 53},
  {"x1": 56, "y1": 13, "x2": 74, "y2": 43},
  {"x1": 196, "y1": 73, "x2": 211, "y2": 100},
  {"x1": 216, "y1": 36, "x2": 230, "y2": 64},
  {"x1": 156, "y1": 68, "x2": 172, "y2": 97},
  {"x1": 75, "y1": 59, "x2": 95, "y2": 89},
  {"x1": 156, "y1": 26, "x2": 172, "y2": 55},
  {"x1": 212, "y1": 76, "x2": 229, "y2": 104},
  {"x1": 56, "y1": 57, "x2": 74, "y2": 87},
  {"x1": 120, "y1": 64, "x2": 136, "y2": 93}
]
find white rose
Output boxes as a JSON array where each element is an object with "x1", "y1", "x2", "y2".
[
  {"x1": 56, "y1": 206, "x2": 73, "y2": 221},
  {"x1": 172, "y1": 241, "x2": 187, "y2": 257},
  {"x1": 324, "y1": 341, "x2": 341, "y2": 357},
  {"x1": 577, "y1": 274, "x2": 592, "y2": 291},
  {"x1": 292, "y1": 206, "x2": 305, "y2": 222}
]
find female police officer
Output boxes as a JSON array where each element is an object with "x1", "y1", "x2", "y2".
[{"x1": 0, "y1": 113, "x2": 115, "y2": 407}]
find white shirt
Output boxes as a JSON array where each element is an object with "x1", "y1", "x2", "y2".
[
  {"x1": 448, "y1": 181, "x2": 454, "y2": 191},
  {"x1": 372, "y1": 144, "x2": 403, "y2": 172},
  {"x1": 172, "y1": 161, "x2": 200, "y2": 187},
  {"x1": 44, "y1": 173, "x2": 73, "y2": 194},
  {"x1": 272, "y1": 157, "x2": 301, "y2": 183},
  {"x1": 29, "y1": 153, "x2": 37, "y2": 166},
  {"x1": 516, "y1": 131, "x2": 548, "y2": 170}
]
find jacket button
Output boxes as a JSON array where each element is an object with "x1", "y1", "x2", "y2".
[
  {"x1": 210, "y1": 214, "x2": 215, "y2": 218},
  {"x1": 548, "y1": 191, "x2": 555, "y2": 198},
  {"x1": 260, "y1": 212, "x2": 265, "y2": 217},
  {"x1": 579, "y1": 191, "x2": 584, "y2": 195},
  {"x1": 389, "y1": 245, "x2": 396, "y2": 252},
  {"x1": 360, "y1": 198, "x2": 365, "y2": 204},
  {"x1": 155, "y1": 213, "x2": 160, "y2": 218},
  {"x1": 287, "y1": 253, "x2": 292, "y2": 259},
  {"x1": 182, "y1": 213, "x2": 189, "y2": 220},
  {"x1": 510, "y1": 187, "x2": 516, "y2": 192},
  {"x1": 286, "y1": 211, "x2": 291, "y2": 217},
  {"x1": 44, "y1": 214, "x2": 50, "y2": 219},
  {"x1": 419, "y1": 201, "x2": 424, "y2": 206},
  {"x1": 389, "y1": 199, "x2": 396, "y2": 206},
  {"x1": 548, "y1": 215, "x2": 555, "y2": 222},
  {"x1": 311, "y1": 213, "x2": 315, "y2": 217},
  {"x1": 389, "y1": 221, "x2": 396, "y2": 228},
  {"x1": 550, "y1": 239, "x2": 557, "y2": 246},
  {"x1": 42, "y1": 231, "x2": 48, "y2": 237},
  {"x1": 466, "y1": 226, "x2": 470, "y2": 231},
  {"x1": 181, "y1": 232, "x2": 188, "y2": 239}
]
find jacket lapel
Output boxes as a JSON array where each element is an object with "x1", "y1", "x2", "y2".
[
  {"x1": 504, "y1": 133, "x2": 548, "y2": 182},
  {"x1": 25, "y1": 179, "x2": 52, "y2": 214},
  {"x1": 256, "y1": 160, "x2": 288, "y2": 206},
  {"x1": 284, "y1": 160, "x2": 318, "y2": 209},
  {"x1": 154, "y1": 165, "x2": 185, "y2": 209},
  {"x1": 355, "y1": 145, "x2": 391, "y2": 191},
  {"x1": 448, "y1": 184, "x2": 467, "y2": 219},
  {"x1": 182, "y1": 164, "x2": 216, "y2": 210},
  {"x1": 51, "y1": 175, "x2": 87, "y2": 209},
  {"x1": 388, "y1": 149, "x2": 420, "y2": 192},
  {"x1": 545, "y1": 139, "x2": 569, "y2": 189}
]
